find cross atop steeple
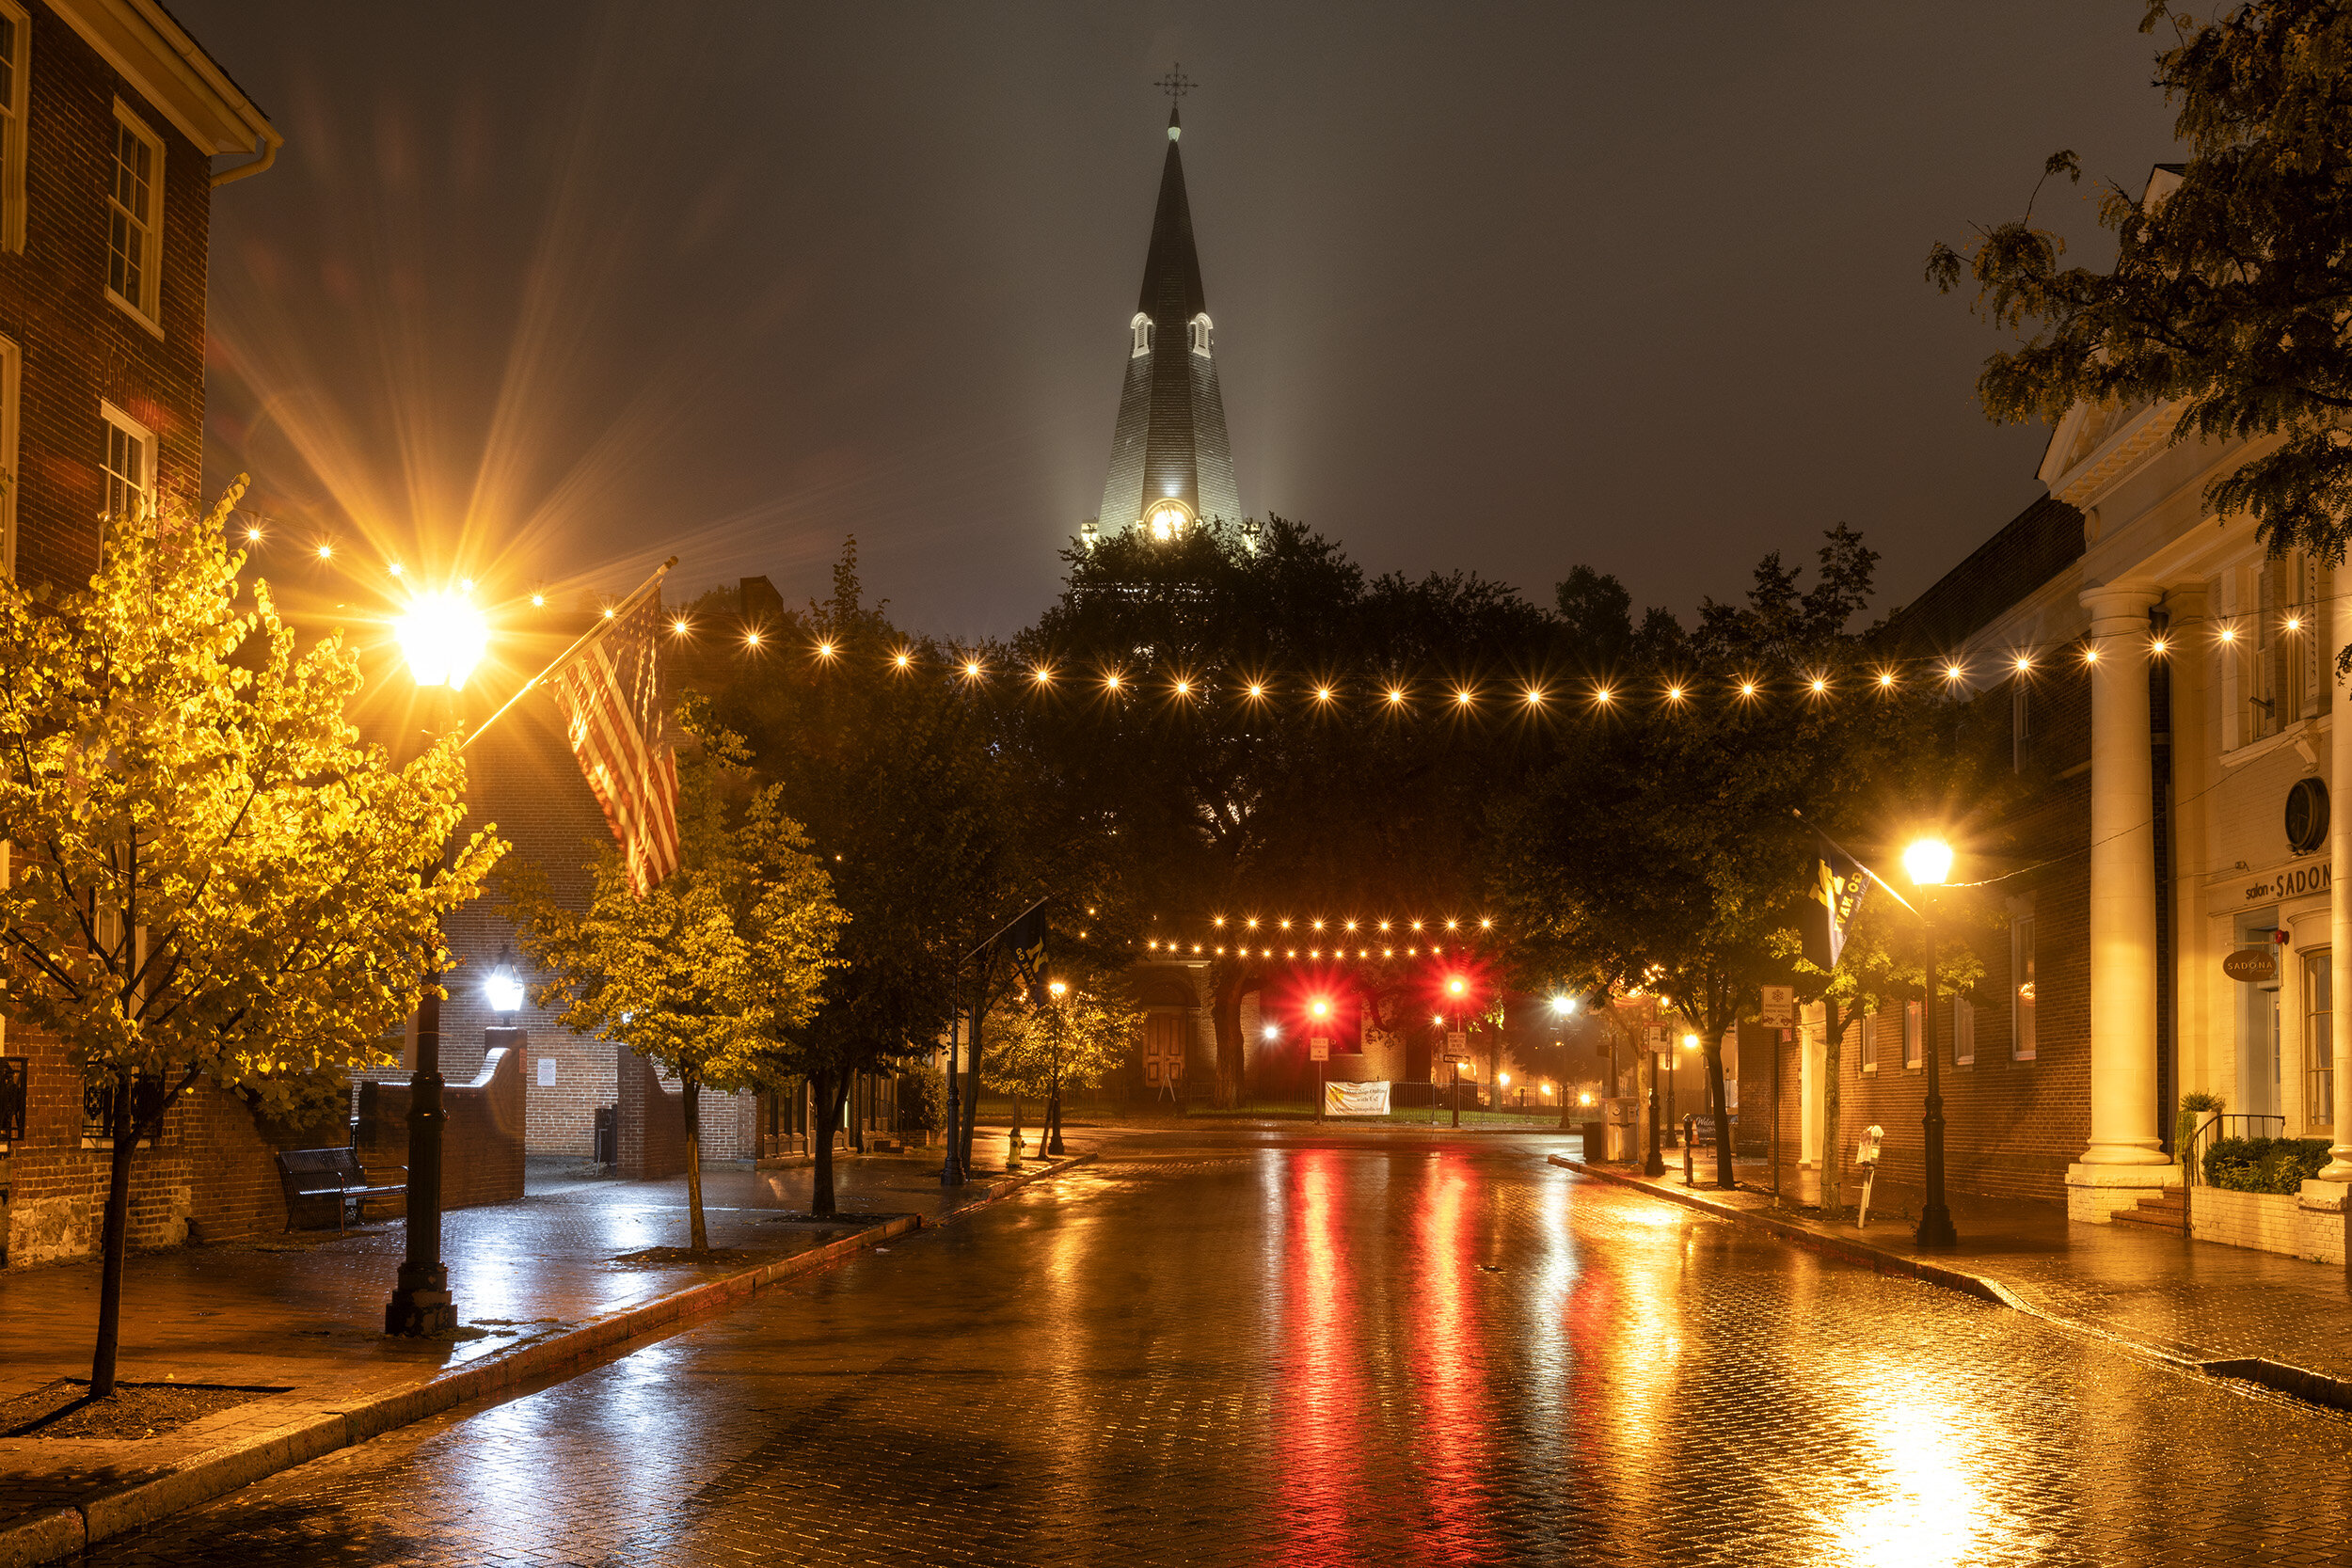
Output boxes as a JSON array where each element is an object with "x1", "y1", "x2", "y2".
[{"x1": 1153, "y1": 63, "x2": 1196, "y2": 102}]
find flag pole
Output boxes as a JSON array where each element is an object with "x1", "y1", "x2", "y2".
[{"x1": 461, "y1": 556, "x2": 677, "y2": 752}]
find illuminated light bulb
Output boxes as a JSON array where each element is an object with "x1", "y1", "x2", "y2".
[
  {"x1": 531, "y1": 594, "x2": 546, "y2": 608},
  {"x1": 1411, "y1": 921, "x2": 1423, "y2": 931},
  {"x1": 1279, "y1": 919, "x2": 1292, "y2": 930},
  {"x1": 1387, "y1": 689, "x2": 1406, "y2": 705},
  {"x1": 2081, "y1": 645, "x2": 2099, "y2": 663},
  {"x1": 1314, "y1": 686, "x2": 1333, "y2": 702},
  {"x1": 2150, "y1": 638, "x2": 2169, "y2": 657},
  {"x1": 1248, "y1": 683, "x2": 1266, "y2": 699},
  {"x1": 1809, "y1": 677, "x2": 1827, "y2": 694},
  {"x1": 2219, "y1": 626, "x2": 2237, "y2": 643},
  {"x1": 394, "y1": 587, "x2": 490, "y2": 691},
  {"x1": 459, "y1": 578, "x2": 473, "y2": 593},
  {"x1": 1665, "y1": 686, "x2": 1684, "y2": 702},
  {"x1": 1945, "y1": 663, "x2": 1965, "y2": 680},
  {"x1": 1384, "y1": 947, "x2": 1393, "y2": 957},
  {"x1": 965, "y1": 660, "x2": 983, "y2": 677},
  {"x1": 1311, "y1": 919, "x2": 1325, "y2": 930},
  {"x1": 1214, "y1": 916, "x2": 1226, "y2": 927},
  {"x1": 1379, "y1": 921, "x2": 1391, "y2": 931},
  {"x1": 2013, "y1": 655, "x2": 2031, "y2": 673},
  {"x1": 894, "y1": 651, "x2": 911, "y2": 668},
  {"x1": 601, "y1": 607, "x2": 615, "y2": 620},
  {"x1": 1175, "y1": 679, "x2": 1191, "y2": 696},
  {"x1": 745, "y1": 630, "x2": 763, "y2": 647},
  {"x1": 1104, "y1": 673, "x2": 1123, "y2": 690},
  {"x1": 1344, "y1": 920, "x2": 1358, "y2": 931},
  {"x1": 1739, "y1": 681, "x2": 1758, "y2": 698},
  {"x1": 2288, "y1": 616, "x2": 2302, "y2": 632},
  {"x1": 1446, "y1": 919, "x2": 1458, "y2": 930},
  {"x1": 244, "y1": 526, "x2": 262, "y2": 543},
  {"x1": 1877, "y1": 671, "x2": 1896, "y2": 689},
  {"x1": 1480, "y1": 917, "x2": 1492, "y2": 928},
  {"x1": 1455, "y1": 689, "x2": 1474, "y2": 706},
  {"x1": 316, "y1": 542, "x2": 334, "y2": 560},
  {"x1": 1593, "y1": 687, "x2": 1613, "y2": 705},
  {"x1": 1148, "y1": 940, "x2": 1158, "y2": 949},
  {"x1": 673, "y1": 618, "x2": 691, "y2": 636},
  {"x1": 1246, "y1": 918, "x2": 1259, "y2": 929},
  {"x1": 816, "y1": 641, "x2": 835, "y2": 658},
  {"x1": 1311, "y1": 948, "x2": 1320, "y2": 958},
  {"x1": 388, "y1": 562, "x2": 404, "y2": 578},
  {"x1": 1525, "y1": 688, "x2": 1545, "y2": 705},
  {"x1": 1033, "y1": 667, "x2": 1053, "y2": 684},
  {"x1": 1359, "y1": 948, "x2": 1368, "y2": 958}
]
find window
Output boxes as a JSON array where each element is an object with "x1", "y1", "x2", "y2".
[
  {"x1": 0, "y1": 334, "x2": 16, "y2": 581},
  {"x1": 1953, "y1": 998, "x2": 1976, "y2": 1066},
  {"x1": 106, "y1": 106, "x2": 163, "y2": 329},
  {"x1": 1189, "y1": 312, "x2": 1213, "y2": 356},
  {"x1": 82, "y1": 1072, "x2": 165, "y2": 1147},
  {"x1": 0, "y1": 3, "x2": 26, "y2": 254},
  {"x1": 2308, "y1": 950, "x2": 2333, "y2": 1129},
  {"x1": 1130, "y1": 312, "x2": 1153, "y2": 356},
  {"x1": 2011, "y1": 679, "x2": 2028, "y2": 772},
  {"x1": 0, "y1": 1055, "x2": 24, "y2": 1145},
  {"x1": 1859, "y1": 1012, "x2": 1877, "y2": 1073},
  {"x1": 101, "y1": 403, "x2": 152, "y2": 523},
  {"x1": 2012, "y1": 913, "x2": 2038, "y2": 1060},
  {"x1": 1903, "y1": 1001, "x2": 1922, "y2": 1069}
]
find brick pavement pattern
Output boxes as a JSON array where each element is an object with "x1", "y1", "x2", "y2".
[{"x1": 77, "y1": 1132, "x2": 2352, "y2": 1565}]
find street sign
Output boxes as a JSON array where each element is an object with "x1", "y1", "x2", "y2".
[
  {"x1": 1643, "y1": 1022, "x2": 1667, "y2": 1051},
  {"x1": 1310, "y1": 1037, "x2": 1330, "y2": 1062},
  {"x1": 1446, "y1": 1030, "x2": 1467, "y2": 1054},
  {"x1": 1760, "y1": 985, "x2": 1794, "y2": 1028}
]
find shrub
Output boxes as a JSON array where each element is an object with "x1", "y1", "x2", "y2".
[
  {"x1": 2203, "y1": 1135, "x2": 2332, "y2": 1194},
  {"x1": 900, "y1": 1066, "x2": 948, "y2": 1133}
]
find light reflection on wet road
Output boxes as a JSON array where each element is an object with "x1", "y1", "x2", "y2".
[{"x1": 91, "y1": 1132, "x2": 2352, "y2": 1566}]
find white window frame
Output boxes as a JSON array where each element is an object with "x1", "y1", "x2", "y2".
[
  {"x1": 100, "y1": 400, "x2": 154, "y2": 525},
  {"x1": 1953, "y1": 997, "x2": 1976, "y2": 1066},
  {"x1": 0, "y1": 333, "x2": 16, "y2": 582},
  {"x1": 1189, "y1": 311, "x2": 1213, "y2": 356},
  {"x1": 2011, "y1": 910, "x2": 2038, "y2": 1061},
  {"x1": 2305, "y1": 946, "x2": 2332, "y2": 1130},
  {"x1": 0, "y1": 1, "x2": 27, "y2": 256},
  {"x1": 105, "y1": 101, "x2": 164, "y2": 336}
]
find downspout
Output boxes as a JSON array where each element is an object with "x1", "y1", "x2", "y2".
[{"x1": 211, "y1": 132, "x2": 280, "y2": 188}]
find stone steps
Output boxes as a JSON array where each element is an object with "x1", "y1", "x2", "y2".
[{"x1": 2110, "y1": 1187, "x2": 2185, "y2": 1232}]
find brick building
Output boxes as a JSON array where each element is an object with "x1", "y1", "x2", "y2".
[
  {"x1": 1767, "y1": 170, "x2": 2352, "y2": 1231},
  {"x1": 0, "y1": 0, "x2": 278, "y2": 1263}
]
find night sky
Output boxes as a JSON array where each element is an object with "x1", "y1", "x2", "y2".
[{"x1": 175, "y1": 2, "x2": 2180, "y2": 641}]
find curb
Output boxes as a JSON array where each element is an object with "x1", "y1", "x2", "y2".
[
  {"x1": 1549, "y1": 1152, "x2": 2352, "y2": 1412},
  {"x1": 1, "y1": 1208, "x2": 924, "y2": 1565}
]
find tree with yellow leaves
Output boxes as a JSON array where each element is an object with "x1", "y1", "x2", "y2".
[
  {"x1": 0, "y1": 482, "x2": 503, "y2": 1398},
  {"x1": 502, "y1": 735, "x2": 842, "y2": 1251}
]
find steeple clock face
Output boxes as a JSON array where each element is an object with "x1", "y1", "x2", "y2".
[{"x1": 1148, "y1": 500, "x2": 1192, "y2": 541}]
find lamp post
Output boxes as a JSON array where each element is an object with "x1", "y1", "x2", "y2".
[
  {"x1": 1904, "y1": 836, "x2": 1960, "y2": 1248},
  {"x1": 1644, "y1": 1038, "x2": 1666, "y2": 1177},
  {"x1": 1445, "y1": 976, "x2": 1469, "y2": 1128},
  {"x1": 1310, "y1": 996, "x2": 1330, "y2": 1122},
  {"x1": 385, "y1": 588, "x2": 487, "y2": 1338},
  {"x1": 1045, "y1": 979, "x2": 1069, "y2": 1155}
]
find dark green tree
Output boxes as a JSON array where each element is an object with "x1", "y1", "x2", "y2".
[{"x1": 1928, "y1": 2, "x2": 2352, "y2": 606}]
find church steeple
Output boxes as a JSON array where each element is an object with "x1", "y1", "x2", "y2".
[{"x1": 1097, "y1": 78, "x2": 1240, "y2": 540}]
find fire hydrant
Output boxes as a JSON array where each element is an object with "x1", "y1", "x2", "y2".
[{"x1": 1006, "y1": 1130, "x2": 1026, "y2": 1171}]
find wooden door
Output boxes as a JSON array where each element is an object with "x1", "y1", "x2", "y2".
[{"x1": 1144, "y1": 1011, "x2": 1185, "y2": 1091}]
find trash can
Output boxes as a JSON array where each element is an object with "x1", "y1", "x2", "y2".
[
  {"x1": 592, "y1": 1105, "x2": 616, "y2": 1166},
  {"x1": 1602, "y1": 1096, "x2": 1639, "y2": 1162},
  {"x1": 1580, "y1": 1120, "x2": 1606, "y2": 1162}
]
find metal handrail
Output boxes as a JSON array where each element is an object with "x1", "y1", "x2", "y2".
[{"x1": 2182, "y1": 1112, "x2": 2288, "y2": 1235}]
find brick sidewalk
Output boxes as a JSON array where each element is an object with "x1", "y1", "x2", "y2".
[
  {"x1": 1555, "y1": 1150, "x2": 2352, "y2": 1401},
  {"x1": 0, "y1": 1142, "x2": 1090, "y2": 1561}
]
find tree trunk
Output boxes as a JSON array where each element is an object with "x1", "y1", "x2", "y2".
[
  {"x1": 1820, "y1": 998, "x2": 1844, "y2": 1217},
  {"x1": 1705, "y1": 1045, "x2": 1735, "y2": 1191},
  {"x1": 683, "y1": 1077, "x2": 707, "y2": 1252},
  {"x1": 850, "y1": 1073, "x2": 866, "y2": 1154},
  {"x1": 959, "y1": 969, "x2": 991, "y2": 1173},
  {"x1": 811, "y1": 1068, "x2": 850, "y2": 1219},
  {"x1": 90, "y1": 1067, "x2": 138, "y2": 1400},
  {"x1": 1212, "y1": 967, "x2": 1248, "y2": 1110}
]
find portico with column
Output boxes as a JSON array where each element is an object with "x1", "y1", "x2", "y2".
[{"x1": 2065, "y1": 577, "x2": 2181, "y2": 1221}]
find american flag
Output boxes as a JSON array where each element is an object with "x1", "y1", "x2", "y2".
[{"x1": 548, "y1": 582, "x2": 680, "y2": 895}]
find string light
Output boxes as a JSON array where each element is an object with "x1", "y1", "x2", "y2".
[
  {"x1": 2287, "y1": 615, "x2": 2302, "y2": 632},
  {"x1": 1807, "y1": 676, "x2": 1827, "y2": 695},
  {"x1": 1387, "y1": 688, "x2": 1406, "y2": 705},
  {"x1": 2013, "y1": 654, "x2": 2032, "y2": 673},
  {"x1": 243, "y1": 524, "x2": 262, "y2": 544},
  {"x1": 1248, "y1": 683, "x2": 1266, "y2": 699},
  {"x1": 1454, "y1": 689, "x2": 1473, "y2": 707},
  {"x1": 1314, "y1": 686, "x2": 1334, "y2": 703},
  {"x1": 1738, "y1": 680, "x2": 1758, "y2": 699},
  {"x1": 2150, "y1": 638, "x2": 2169, "y2": 657},
  {"x1": 1664, "y1": 685, "x2": 1685, "y2": 703},
  {"x1": 1945, "y1": 662, "x2": 1966, "y2": 682},
  {"x1": 1594, "y1": 686, "x2": 1613, "y2": 705},
  {"x1": 1174, "y1": 679, "x2": 1191, "y2": 697},
  {"x1": 673, "y1": 617, "x2": 691, "y2": 636},
  {"x1": 1876, "y1": 670, "x2": 1897, "y2": 689},
  {"x1": 315, "y1": 542, "x2": 334, "y2": 561},
  {"x1": 531, "y1": 593, "x2": 546, "y2": 608},
  {"x1": 745, "y1": 630, "x2": 763, "y2": 647},
  {"x1": 1033, "y1": 666, "x2": 1054, "y2": 685},
  {"x1": 1524, "y1": 687, "x2": 1545, "y2": 706},
  {"x1": 816, "y1": 641, "x2": 835, "y2": 658},
  {"x1": 1104, "y1": 672, "x2": 1123, "y2": 691},
  {"x1": 964, "y1": 659, "x2": 984, "y2": 678},
  {"x1": 893, "y1": 650, "x2": 912, "y2": 669},
  {"x1": 387, "y1": 562, "x2": 405, "y2": 578},
  {"x1": 2081, "y1": 644, "x2": 2098, "y2": 664},
  {"x1": 2218, "y1": 626, "x2": 2236, "y2": 643}
]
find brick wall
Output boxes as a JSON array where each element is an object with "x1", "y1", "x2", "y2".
[
  {"x1": 615, "y1": 1043, "x2": 687, "y2": 1180},
  {"x1": 356, "y1": 1031, "x2": 526, "y2": 1212},
  {"x1": 6, "y1": 3, "x2": 213, "y2": 590}
]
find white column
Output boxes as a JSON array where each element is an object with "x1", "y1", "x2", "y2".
[
  {"x1": 2326, "y1": 581, "x2": 2352, "y2": 1178},
  {"x1": 2078, "y1": 580, "x2": 2169, "y2": 1169}
]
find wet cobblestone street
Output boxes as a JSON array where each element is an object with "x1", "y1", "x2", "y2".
[{"x1": 86, "y1": 1132, "x2": 2352, "y2": 1565}]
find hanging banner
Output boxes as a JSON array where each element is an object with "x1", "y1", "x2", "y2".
[
  {"x1": 1800, "y1": 832, "x2": 1873, "y2": 971},
  {"x1": 1324, "y1": 1080, "x2": 1391, "y2": 1117}
]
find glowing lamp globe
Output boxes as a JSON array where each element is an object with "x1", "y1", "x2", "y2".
[
  {"x1": 1902, "y1": 838, "x2": 1954, "y2": 887},
  {"x1": 1048, "y1": 979, "x2": 1068, "y2": 999},
  {"x1": 1146, "y1": 499, "x2": 1193, "y2": 541},
  {"x1": 395, "y1": 589, "x2": 489, "y2": 691},
  {"x1": 484, "y1": 962, "x2": 524, "y2": 1013},
  {"x1": 1551, "y1": 995, "x2": 1574, "y2": 1016}
]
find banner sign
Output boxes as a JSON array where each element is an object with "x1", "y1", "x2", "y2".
[
  {"x1": 1324, "y1": 1080, "x2": 1391, "y2": 1117},
  {"x1": 1760, "y1": 986, "x2": 1794, "y2": 1028},
  {"x1": 1801, "y1": 832, "x2": 1872, "y2": 971}
]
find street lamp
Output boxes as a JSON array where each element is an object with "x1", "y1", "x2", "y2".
[
  {"x1": 1904, "y1": 835, "x2": 1960, "y2": 1248},
  {"x1": 1310, "y1": 996, "x2": 1331, "y2": 1122},
  {"x1": 385, "y1": 586, "x2": 488, "y2": 1338},
  {"x1": 1444, "y1": 975, "x2": 1470, "y2": 1127},
  {"x1": 1045, "y1": 979, "x2": 1070, "y2": 1155}
]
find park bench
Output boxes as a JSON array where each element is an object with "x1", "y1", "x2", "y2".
[{"x1": 276, "y1": 1146, "x2": 406, "y2": 1231}]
